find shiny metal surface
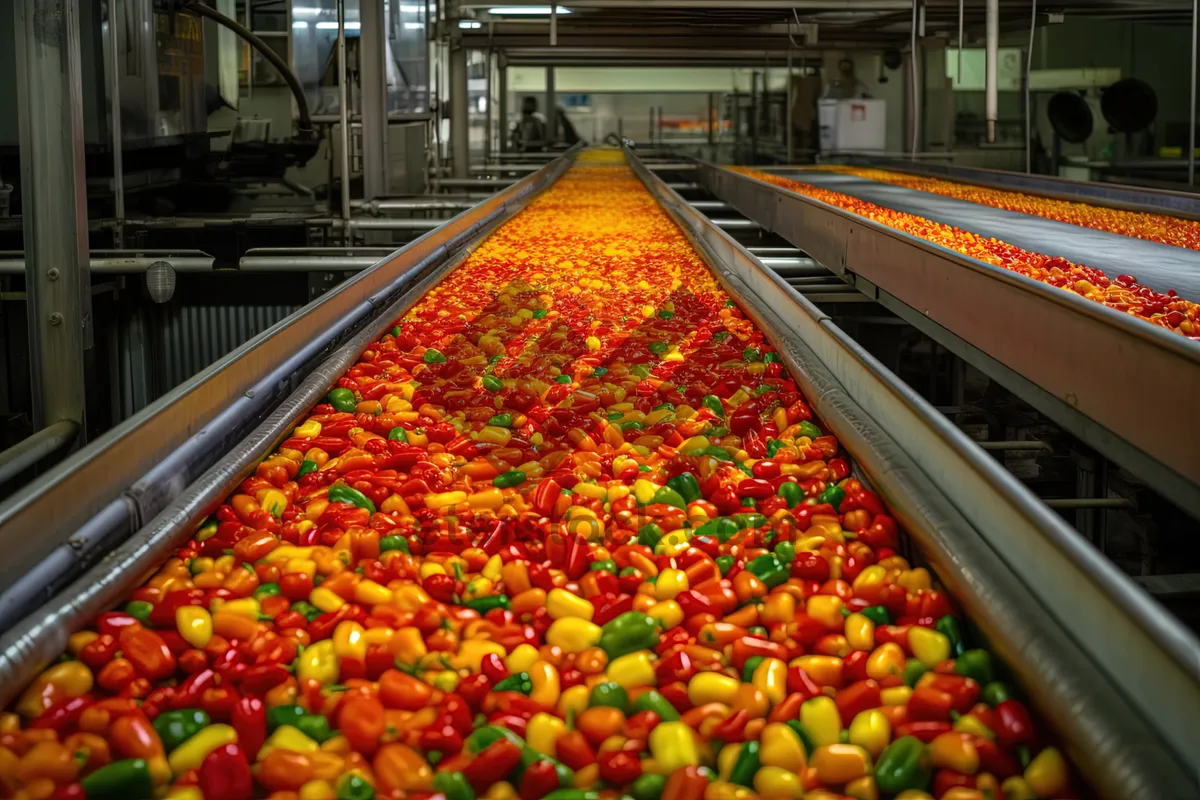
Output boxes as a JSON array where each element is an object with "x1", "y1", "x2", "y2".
[
  {"x1": 450, "y1": 4, "x2": 470, "y2": 180},
  {"x1": 702, "y1": 164, "x2": 1200, "y2": 519},
  {"x1": 0, "y1": 153, "x2": 576, "y2": 632},
  {"x1": 337, "y1": 0, "x2": 351, "y2": 225},
  {"x1": 0, "y1": 251, "x2": 214, "y2": 274},
  {"x1": 15, "y1": 0, "x2": 90, "y2": 435},
  {"x1": 628, "y1": 150, "x2": 1200, "y2": 797},
  {"x1": 0, "y1": 421, "x2": 79, "y2": 487},
  {"x1": 361, "y1": 0, "x2": 389, "y2": 199}
]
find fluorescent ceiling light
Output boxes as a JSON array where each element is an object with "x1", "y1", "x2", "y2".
[
  {"x1": 459, "y1": 19, "x2": 481, "y2": 28},
  {"x1": 403, "y1": 21, "x2": 424, "y2": 28},
  {"x1": 487, "y1": 6, "x2": 572, "y2": 15},
  {"x1": 315, "y1": 20, "x2": 361, "y2": 28},
  {"x1": 292, "y1": 20, "x2": 309, "y2": 28},
  {"x1": 293, "y1": 6, "x2": 323, "y2": 15},
  {"x1": 399, "y1": 3, "x2": 422, "y2": 10}
]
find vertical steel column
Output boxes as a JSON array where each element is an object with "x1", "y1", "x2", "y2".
[
  {"x1": 15, "y1": 0, "x2": 90, "y2": 437},
  {"x1": 545, "y1": 67, "x2": 557, "y2": 145},
  {"x1": 484, "y1": 49, "x2": 493, "y2": 162},
  {"x1": 106, "y1": 0, "x2": 125, "y2": 247},
  {"x1": 361, "y1": 0, "x2": 388, "y2": 199},
  {"x1": 1191, "y1": 0, "x2": 1197, "y2": 185},
  {"x1": 1025, "y1": 0, "x2": 1037, "y2": 174},
  {"x1": 449, "y1": 5, "x2": 469, "y2": 178},
  {"x1": 707, "y1": 92, "x2": 715, "y2": 147},
  {"x1": 336, "y1": 0, "x2": 352, "y2": 226},
  {"x1": 498, "y1": 58, "x2": 508, "y2": 152},
  {"x1": 786, "y1": 49, "x2": 794, "y2": 164},
  {"x1": 985, "y1": 0, "x2": 999, "y2": 143}
]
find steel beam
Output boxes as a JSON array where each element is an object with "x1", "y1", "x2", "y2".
[
  {"x1": 360, "y1": 0, "x2": 389, "y2": 199},
  {"x1": 14, "y1": 0, "x2": 91, "y2": 439},
  {"x1": 450, "y1": 6, "x2": 470, "y2": 180}
]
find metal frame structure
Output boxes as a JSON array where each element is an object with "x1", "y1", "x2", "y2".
[{"x1": 697, "y1": 164, "x2": 1200, "y2": 523}]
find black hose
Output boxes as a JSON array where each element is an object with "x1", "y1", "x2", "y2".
[{"x1": 184, "y1": 1, "x2": 315, "y2": 136}]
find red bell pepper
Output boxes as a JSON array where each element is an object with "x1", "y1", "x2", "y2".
[
  {"x1": 462, "y1": 739, "x2": 523, "y2": 792},
  {"x1": 231, "y1": 696, "x2": 267, "y2": 759}
]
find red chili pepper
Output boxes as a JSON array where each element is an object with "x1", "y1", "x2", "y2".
[
  {"x1": 239, "y1": 663, "x2": 290, "y2": 695},
  {"x1": 231, "y1": 696, "x2": 267, "y2": 759},
  {"x1": 172, "y1": 669, "x2": 216, "y2": 710},
  {"x1": 663, "y1": 765, "x2": 708, "y2": 800},
  {"x1": 519, "y1": 759, "x2": 561, "y2": 800},
  {"x1": 119, "y1": 628, "x2": 176, "y2": 681},
  {"x1": 29, "y1": 695, "x2": 93, "y2": 732},
  {"x1": 198, "y1": 743, "x2": 254, "y2": 800},
  {"x1": 908, "y1": 685, "x2": 955, "y2": 721},
  {"x1": 554, "y1": 730, "x2": 596, "y2": 770},
  {"x1": 922, "y1": 674, "x2": 979, "y2": 714},
  {"x1": 731, "y1": 637, "x2": 788, "y2": 668},
  {"x1": 462, "y1": 739, "x2": 524, "y2": 792},
  {"x1": 598, "y1": 749, "x2": 643, "y2": 784},
  {"x1": 711, "y1": 709, "x2": 750, "y2": 743},
  {"x1": 95, "y1": 612, "x2": 141, "y2": 638}
]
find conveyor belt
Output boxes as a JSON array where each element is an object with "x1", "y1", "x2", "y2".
[
  {"x1": 776, "y1": 169, "x2": 1200, "y2": 299},
  {"x1": 0, "y1": 150, "x2": 1196, "y2": 800}
]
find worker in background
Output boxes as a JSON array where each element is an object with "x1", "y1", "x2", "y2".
[
  {"x1": 511, "y1": 96, "x2": 550, "y2": 152},
  {"x1": 822, "y1": 58, "x2": 871, "y2": 100}
]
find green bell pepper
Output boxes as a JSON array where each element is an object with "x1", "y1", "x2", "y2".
[
  {"x1": 665, "y1": 473, "x2": 702, "y2": 504},
  {"x1": 254, "y1": 582, "x2": 282, "y2": 599},
  {"x1": 466, "y1": 595, "x2": 511, "y2": 613},
  {"x1": 701, "y1": 395, "x2": 725, "y2": 418},
  {"x1": 494, "y1": 672, "x2": 533, "y2": 695},
  {"x1": 589, "y1": 682, "x2": 630, "y2": 714},
  {"x1": 777, "y1": 481, "x2": 803, "y2": 507},
  {"x1": 298, "y1": 713, "x2": 333, "y2": 743},
  {"x1": 631, "y1": 690, "x2": 680, "y2": 722},
  {"x1": 936, "y1": 615, "x2": 965, "y2": 656},
  {"x1": 731, "y1": 512, "x2": 767, "y2": 530},
  {"x1": 298, "y1": 460, "x2": 319, "y2": 478},
  {"x1": 124, "y1": 601, "x2": 153, "y2": 625},
  {"x1": 532, "y1": 309, "x2": 548, "y2": 319},
  {"x1": 694, "y1": 517, "x2": 739, "y2": 543},
  {"x1": 328, "y1": 484, "x2": 376, "y2": 514},
  {"x1": 651, "y1": 485, "x2": 687, "y2": 509},
  {"x1": 80, "y1": 759, "x2": 154, "y2": 800},
  {"x1": 466, "y1": 725, "x2": 524, "y2": 754},
  {"x1": 981, "y1": 681, "x2": 1013, "y2": 708},
  {"x1": 327, "y1": 387, "x2": 357, "y2": 413},
  {"x1": 784, "y1": 720, "x2": 816, "y2": 756},
  {"x1": 741, "y1": 656, "x2": 765, "y2": 683},
  {"x1": 954, "y1": 649, "x2": 995, "y2": 685},
  {"x1": 152, "y1": 709, "x2": 210, "y2": 752},
  {"x1": 494, "y1": 470, "x2": 528, "y2": 489},
  {"x1": 728, "y1": 740, "x2": 761, "y2": 787},
  {"x1": 597, "y1": 612, "x2": 658, "y2": 660},
  {"x1": 589, "y1": 559, "x2": 617, "y2": 574},
  {"x1": 489, "y1": 413, "x2": 514, "y2": 428},
  {"x1": 422, "y1": 348, "x2": 447, "y2": 364},
  {"x1": 715, "y1": 555, "x2": 735, "y2": 576},
  {"x1": 648, "y1": 341, "x2": 669, "y2": 355},
  {"x1": 902, "y1": 659, "x2": 928, "y2": 688},
  {"x1": 874, "y1": 736, "x2": 933, "y2": 793},
  {"x1": 554, "y1": 374, "x2": 573, "y2": 384},
  {"x1": 387, "y1": 426, "x2": 408, "y2": 442},
  {"x1": 482, "y1": 375, "x2": 504, "y2": 392},
  {"x1": 336, "y1": 773, "x2": 376, "y2": 800},
  {"x1": 765, "y1": 439, "x2": 784, "y2": 458},
  {"x1": 379, "y1": 535, "x2": 410, "y2": 554},
  {"x1": 742, "y1": 347, "x2": 762, "y2": 363},
  {"x1": 289, "y1": 601, "x2": 322, "y2": 622},
  {"x1": 773, "y1": 541, "x2": 796, "y2": 565},
  {"x1": 591, "y1": 367, "x2": 608, "y2": 377},
  {"x1": 433, "y1": 771, "x2": 475, "y2": 800},
  {"x1": 657, "y1": 310, "x2": 675, "y2": 320},
  {"x1": 817, "y1": 484, "x2": 846, "y2": 511},
  {"x1": 629, "y1": 773, "x2": 667, "y2": 800},
  {"x1": 637, "y1": 523, "x2": 664, "y2": 549},
  {"x1": 796, "y1": 420, "x2": 822, "y2": 440},
  {"x1": 746, "y1": 553, "x2": 788, "y2": 588},
  {"x1": 541, "y1": 791, "x2": 599, "y2": 800},
  {"x1": 861, "y1": 605, "x2": 891, "y2": 626}
]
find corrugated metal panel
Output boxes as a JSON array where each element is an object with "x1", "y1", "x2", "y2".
[{"x1": 152, "y1": 303, "x2": 302, "y2": 397}]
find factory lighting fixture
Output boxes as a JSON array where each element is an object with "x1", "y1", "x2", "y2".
[
  {"x1": 293, "y1": 6, "x2": 323, "y2": 15},
  {"x1": 486, "y1": 6, "x2": 571, "y2": 15},
  {"x1": 403, "y1": 21, "x2": 425, "y2": 28},
  {"x1": 315, "y1": 20, "x2": 361, "y2": 28},
  {"x1": 459, "y1": 19, "x2": 482, "y2": 28},
  {"x1": 292, "y1": 19, "x2": 309, "y2": 28},
  {"x1": 399, "y1": 3, "x2": 422, "y2": 10}
]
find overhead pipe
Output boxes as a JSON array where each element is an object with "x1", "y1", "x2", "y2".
[{"x1": 986, "y1": 0, "x2": 999, "y2": 142}]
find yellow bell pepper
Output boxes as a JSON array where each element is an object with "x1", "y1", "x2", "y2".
[
  {"x1": 606, "y1": 652, "x2": 656, "y2": 688},
  {"x1": 258, "y1": 725, "x2": 320, "y2": 760},
  {"x1": 353, "y1": 579, "x2": 392, "y2": 606},
  {"x1": 751, "y1": 657, "x2": 787, "y2": 706},
  {"x1": 1023, "y1": 747, "x2": 1069, "y2": 797},
  {"x1": 880, "y1": 686, "x2": 912, "y2": 706},
  {"x1": 954, "y1": 713, "x2": 995, "y2": 740},
  {"x1": 800, "y1": 696, "x2": 842, "y2": 748},
  {"x1": 294, "y1": 420, "x2": 322, "y2": 438},
  {"x1": 506, "y1": 644, "x2": 541, "y2": 673},
  {"x1": 528, "y1": 661, "x2": 561, "y2": 707},
  {"x1": 908, "y1": 627, "x2": 951, "y2": 668},
  {"x1": 526, "y1": 712, "x2": 566, "y2": 757},
  {"x1": 164, "y1": 788, "x2": 205, "y2": 800},
  {"x1": 455, "y1": 639, "x2": 504, "y2": 671},
  {"x1": 811, "y1": 744, "x2": 871, "y2": 784},
  {"x1": 848, "y1": 709, "x2": 891, "y2": 758},
  {"x1": 851, "y1": 565, "x2": 887, "y2": 591},
  {"x1": 753, "y1": 766, "x2": 805, "y2": 799},
  {"x1": 298, "y1": 640, "x2": 340, "y2": 685},
  {"x1": 299, "y1": 780, "x2": 336, "y2": 800},
  {"x1": 806, "y1": 595, "x2": 845, "y2": 628},
  {"x1": 929, "y1": 732, "x2": 979, "y2": 774},
  {"x1": 176, "y1": 607, "x2": 213, "y2": 649},
  {"x1": 717, "y1": 744, "x2": 741, "y2": 781},
  {"x1": 546, "y1": 589, "x2": 595, "y2": 620},
  {"x1": 844, "y1": 776, "x2": 880, "y2": 800},
  {"x1": 67, "y1": 630, "x2": 100, "y2": 655},
  {"x1": 557, "y1": 685, "x2": 590, "y2": 720},
  {"x1": 332, "y1": 621, "x2": 366, "y2": 662},
  {"x1": 647, "y1": 600, "x2": 684, "y2": 629},
  {"x1": 999, "y1": 776, "x2": 1033, "y2": 800},
  {"x1": 168, "y1": 724, "x2": 238, "y2": 774},
  {"x1": 632, "y1": 479, "x2": 659, "y2": 505},
  {"x1": 793, "y1": 655, "x2": 843, "y2": 687},
  {"x1": 865, "y1": 643, "x2": 907, "y2": 681},
  {"x1": 545, "y1": 618, "x2": 602, "y2": 653},
  {"x1": 648, "y1": 722, "x2": 700, "y2": 773},
  {"x1": 758, "y1": 723, "x2": 807, "y2": 773},
  {"x1": 427, "y1": 491, "x2": 468, "y2": 510},
  {"x1": 654, "y1": 568, "x2": 689, "y2": 601},
  {"x1": 481, "y1": 555, "x2": 503, "y2": 581},
  {"x1": 15, "y1": 662, "x2": 94, "y2": 719},
  {"x1": 687, "y1": 672, "x2": 740, "y2": 706},
  {"x1": 309, "y1": 587, "x2": 346, "y2": 614},
  {"x1": 213, "y1": 597, "x2": 260, "y2": 617},
  {"x1": 844, "y1": 613, "x2": 875, "y2": 651}
]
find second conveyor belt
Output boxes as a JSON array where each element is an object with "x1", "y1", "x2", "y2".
[
  {"x1": 0, "y1": 150, "x2": 1196, "y2": 799},
  {"x1": 769, "y1": 167, "x2": 1200, "y2": 301}
]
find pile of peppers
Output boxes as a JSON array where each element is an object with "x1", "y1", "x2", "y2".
[
  {"x1": 2, "y1": 153, "x2": 1079, "y2": 800},
  {"x1": 736, "y1": 168, "x2": 1200, "y2": 339},
  {"x1": 812, "y1": 165, "x2": 1200, "y2": 254}
]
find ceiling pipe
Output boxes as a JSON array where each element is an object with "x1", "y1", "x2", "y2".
[{"x1": 986, "y1": 0, "x2": 999, "y2": 142}]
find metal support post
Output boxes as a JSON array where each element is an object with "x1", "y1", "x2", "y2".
[
  {"x1": 484, "y1": 49, "x2": 493, "y2": 162},
  {"x1": 786, "y1": 49, "x2": 794, "y2": 164},
  {"x1": 449, "y1": 8, "x2": 469, "y2": 178},
  {"x1": 337, "y1": 0, "x2": 352, "y2": 226},
  {"x1": 707, "y1": 92, "x2": 715, "y2": 148},
  {"x1": 985, "y1": 0, "x2": 999, "y2": 143},
  {"x1": 15, "y1": 0, "x2": 91, "y2": 439},
  {"x1": 498, "y1": 58, "x2": 508, "y2": 152},
  {"x1": 1191, "y1": 0, "x2": 1197, "y2": 185},
  {"x1": 545, "y1": 67, "x2": 557, "y2": 145},
  {"x1": 106, "y1": 0, "x2": 125, "y2": 247},
  {"x1": 360, "y1": 0, "x2": 388, "y2": 199}
]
